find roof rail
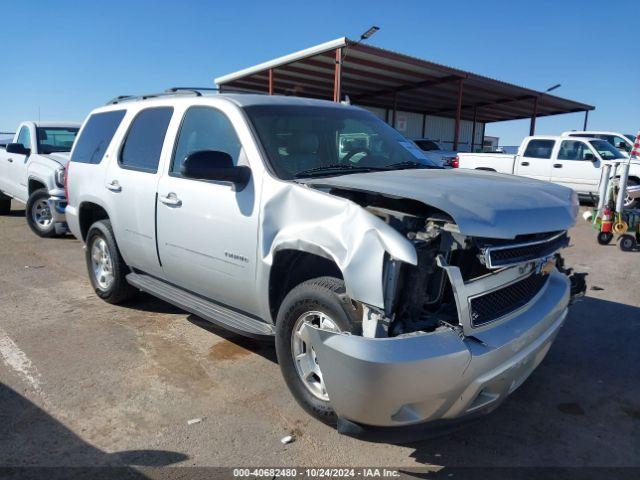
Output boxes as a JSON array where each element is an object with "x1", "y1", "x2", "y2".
[{"x1": 105, "y1": 87, "x2": 220, "y2": 105}]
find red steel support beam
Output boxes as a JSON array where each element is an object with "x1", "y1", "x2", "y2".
[
  {"x1": 471, "y1": 105, "x2": 478, "y2": 152},
  {"x1": 453, "y1": 79, "x2": 464, "y2": 151},
  {"x1": 333, "y1": 48, "x2": 342, "y2": 102},
  {"x1": 530, "y1": 96, "x2": 538, "y2": 136},
  {"x1": 268, "y1": 69, "x2": 274, "y2": 95}
]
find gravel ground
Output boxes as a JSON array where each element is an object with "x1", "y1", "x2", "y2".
[{"x1": 0, "y1": 200, "x2": 638, "y2": 474}]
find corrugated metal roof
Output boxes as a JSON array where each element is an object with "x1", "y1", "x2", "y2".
[{"x1": 215, "y1": 38, "x2": 594, "y2": 124}]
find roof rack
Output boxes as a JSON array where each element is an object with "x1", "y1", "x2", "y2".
[{"x1": 105, "y1": 87, "x2": 220, "y2": 105}]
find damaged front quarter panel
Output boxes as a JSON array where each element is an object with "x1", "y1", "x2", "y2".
[{"x1": 257, "y1": 181, "x2": 417, "y2": 313}]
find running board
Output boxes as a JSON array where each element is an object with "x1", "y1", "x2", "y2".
[{"x1": 126, "y1": 272, "x2": 275, "y2": 339}]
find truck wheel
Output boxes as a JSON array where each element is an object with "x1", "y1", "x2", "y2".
[
  {"x1": 0, "y1": 191, "x2": 10, "y2": 215},
  {"x1": 275, "y1": 277, "x2": 361, "y2": 426},
  {"x1": 621, "y1": 179, "x2": 639, "y2": 209},
  {"x1": 26, "y1": 189, "x2": 61, "y2": 238},
  {"x1": 85, "y1": 219, "x2": 136, "y2": 304}
]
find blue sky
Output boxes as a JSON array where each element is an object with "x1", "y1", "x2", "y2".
[{"x1": 1, "y1": 0, "x2": 638, "y2": 144}]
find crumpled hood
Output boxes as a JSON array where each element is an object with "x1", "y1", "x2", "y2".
[
  {"x1": 304, "y1": 168, "x2": 578, "y2": 239},
  {"x1": 40, "y1": 152, "x2": 70, "y2": 167}
]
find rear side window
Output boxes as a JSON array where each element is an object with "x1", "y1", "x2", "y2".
[
  {"x1": 120, "y1": 107, "x2": 174, "y2": 173},
  {"x1": 71, "y1": 110, "x2": 126, "y2": 164},
  {"x1": 171, "y1": 106, "x2": 241, "y2": 175},
  {"x1": 523, "y1": 139, "x2": 555, "y2": 159}
]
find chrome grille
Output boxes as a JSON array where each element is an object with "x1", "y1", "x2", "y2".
[{"x1": 483, "y1": 232, "x2": 568, "y2": 268}]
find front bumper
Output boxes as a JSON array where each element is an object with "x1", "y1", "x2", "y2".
[
  {"x1": 46, "y1": 188, "x2": 67, "y2": 224},
  {"x1": 305, "y1": 269, "x2": 570, "y2": 430}
]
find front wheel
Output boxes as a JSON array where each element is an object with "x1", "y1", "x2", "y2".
[
  {"x1": 26, "y1": 189, "x2": 61, "y2": 238},
  {"x1": 597, "y1": 231, "x2": 613, "y2": 245},
  {"x1": 275, "y1": 277, "x2": 361, "y2": 425},
  {"x1": 85, "y1": 219, "x2": 136, "y2": 304}
]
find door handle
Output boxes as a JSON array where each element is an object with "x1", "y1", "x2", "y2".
[
  {"x1": 106, "y1": 180, "x2": 122, "y2": 192},
  {"x1": 553, "y1": 164, "x2": 563, "y2": 168},
  {"x1": 159, "y1": 192, "x2": 182, "y2": 207},
  {"x1": 520, "y1": 161, "x2": 529, "y2": 166}
]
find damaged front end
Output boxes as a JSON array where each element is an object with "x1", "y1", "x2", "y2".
[{"x1": 300, "y1": 188, "x2": 586, "y2": 432}]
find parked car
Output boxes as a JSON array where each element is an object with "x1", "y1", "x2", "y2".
[
  {"x1": 456, "y1": 135, "x2": 640, "y2": 207},
  {"x1": 562, "y1": 131, "x2": 636, "y2": 155},
  {"x1": 66, "y1": 91, "x2": 585, "y2": 438},
  {"x1": 0, "y1": 121, "x2": 80, "y2": 236},
  {"x1": 412, "y1": 138, "x2": 457, "y2": 166}
]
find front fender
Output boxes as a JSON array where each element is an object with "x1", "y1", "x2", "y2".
[
  {"x1": 259, "y1": 182, "x2": 417, "y2": 310},
  {"x1": 27, "y1": 156, "x2": 61, "y2": 191}
]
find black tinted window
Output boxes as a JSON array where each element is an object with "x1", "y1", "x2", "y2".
[
  {"x1": 120, "y1": 107, "x2": 173, "y2": 173},
  {"x1": 71, "y1": 111, "x2": 126, "y2": 164},
  {"x1": 172, "y1": 107, "x2": 241, "y2": 175},
  {"x1": 523, "y1": 139, "x2": 555, "y2": 159}
]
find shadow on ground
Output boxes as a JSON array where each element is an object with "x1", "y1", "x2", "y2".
[
  {"x1": 0, "y1": 382, "x2": 187, "y2": 476},
  {"x1": 403, "y1": 296, "x2": 640, "y2": 468}
]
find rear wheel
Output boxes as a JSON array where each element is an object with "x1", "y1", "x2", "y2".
[
  {"x1": 26, "y1": 188, "x2": 61, "y2": 238},
  {"x1": 85, "y1": 219, "x2": 136, "y2": 304},
  {"x1": 0, "y1": 191, "x2": 10, "y2": 215},
  {"x1": 275, "y1": 277, "x2": 360, "y2": 425}
]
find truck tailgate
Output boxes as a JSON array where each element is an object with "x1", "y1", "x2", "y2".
[{"x1": 458, "y1": 153, "x2": 516, "y2": 173}]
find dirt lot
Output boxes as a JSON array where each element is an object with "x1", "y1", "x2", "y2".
[{"x1": 0, "y1": 200, "x2": 638, "y2": 473}]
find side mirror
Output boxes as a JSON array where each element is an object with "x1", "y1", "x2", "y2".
[
  {"x1": 617, "y1": 143, "x2": 630, "y2": 152},
  {"x1": 181, "y1": 150, "x2": 250, "y2": 188},
  {"x1": 583, "y1": 152, "x2": 595, "y2": 161},
  {"x1": 6, "y1": 143, "x2": 30, "y2": 155}
]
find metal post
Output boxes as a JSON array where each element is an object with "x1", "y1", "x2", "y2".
[
  {"x1": 453, "y1": 79, "x2": 463, "y2": 151},
  {"x1": 470, "y1": 106, "x2": 477, "y2": 152},
  {"x1": 583, "y1": 110, "x2": 589, "y2": 130},
  {"x1": 268, "y1": 68, "x2": 274, "y2": 95},
  {"x1": 529, "y1": 96, "x2": 538, "y2": 136},
  {"x1": 422, "y1": 113, "x2": 427, "y2": 138},
  {"x1": 392, "y1": 91, "x2": 398, "y2": 128},
  {"x1": 333, "y1": 48, "x2": 342, "y2": 102}
]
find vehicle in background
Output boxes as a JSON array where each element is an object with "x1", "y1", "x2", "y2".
[
  {"x1": 456, "y1": 135, "x2": 640, "y2": 207},
  {"x1": 0, "y1": 132, "x2": 14, "y2": 148},
  {"x1": 0, "y1": 121, "x2": 80, "y2": 236},
  {"x1": 562, "y1": 131, "x2": 635, "y2": 155},
  {"x1": 66, "y1": 91, "x2": 583, "y2": 438},
  {"x1": 412, "y1": 138, "x2": 457, "y2": 167}
]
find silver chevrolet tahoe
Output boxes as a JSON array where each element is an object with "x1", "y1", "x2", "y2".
[{"x1": 65, "y1": 89, "x2": 585, "y2": 438}]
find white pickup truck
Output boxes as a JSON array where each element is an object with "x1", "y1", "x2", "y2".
[
  {"x1": 0, "y1": 121, "x2": 80, "y2": 236},
  {"x1": 456, "y1": 135, "x2": 640, "y2": 207},
  {"x1": 562, "y1": 131, "x2": 636, "y2": 155}
]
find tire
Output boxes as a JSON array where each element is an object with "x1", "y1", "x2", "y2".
[
  {"x1": 275, "y1": 276, "x2": 361, "y2": 426},
  {"x1": 617, "y1": 178, "x2": 639, "y2": 209},
  {"x1": 597, "y1": 231, "x2": 613, "y2": 245},
  {"x1": 0, "y1": 191, "x2": 10, "y2": 215},
  {"x1": 619, "y1": 234, "x2": 637, "y2": 252},
  {"x1": 85, "y1": 219, "x2": 136, "y2": 304},
  {"x1": 25, "y1": 188, "x2": 61, "y2": 238}
]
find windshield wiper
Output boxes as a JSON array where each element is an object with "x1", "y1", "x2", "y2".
[
  {"x1": 383, "y1": 161, "x2": 439, "y2": 170},
  {"x1": 294, "y1": 163, "x2": 387, "y2": 178}
]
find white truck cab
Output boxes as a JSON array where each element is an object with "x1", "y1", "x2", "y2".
[{"x1": 0, "y1": 121, "x2": 80, "y2": 236}]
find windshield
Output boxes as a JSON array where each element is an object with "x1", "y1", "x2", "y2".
[
  {"x1": 589, "y1": 140, "x2": 625, "y2": 160},
  {"x1": 37, "y1": 127, "x2": 79, "y2": 154},
  {"x1": 414, "y1": 140, "x2": 441, "y2": 151},
  {"x1": 244, "y1": 105, "x2": 440, "y2": 179}
]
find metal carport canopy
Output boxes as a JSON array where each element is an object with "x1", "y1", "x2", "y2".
[{"x1": 215, "y1": 37, "x2": 594, "y2": 128}]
